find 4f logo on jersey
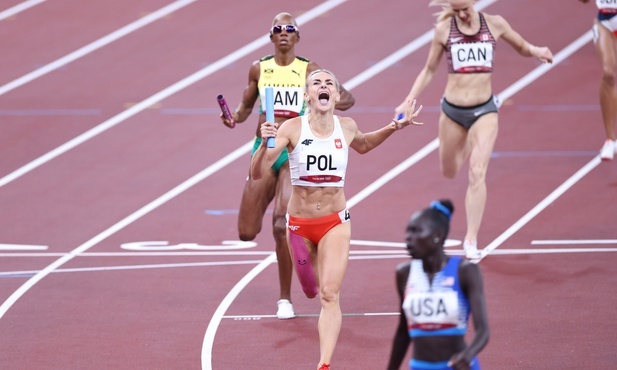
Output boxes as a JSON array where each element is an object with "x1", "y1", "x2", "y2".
[
  {"x1": 335, "y1": 138, "x2": 342, "y2": 149},
  {"x1": 481, "y1": 34, "x2": 489, "y2": 41},
  {"x1": 344, "y1": 210, "x2": 350, "y2": 221},
  {"x1": 302, "y1": 139, "x2": 313, "y2": 146}
]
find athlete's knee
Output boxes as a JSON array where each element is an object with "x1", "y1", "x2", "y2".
[
  {"x1": 238, "y1": 224, "x2": 259, "y2": 241},
  {"x1": 468, "y1": 163, "x2": 488, "y2": 187},
  {"x1": 272, "y1": 216, "x2": 287, "y2": 241},
  {"x1": 602, "y1": 68, "x2": 616, "y2": 86},
  {"x1": 319, "y1": 284, "x2": 340, "y2": 306}
]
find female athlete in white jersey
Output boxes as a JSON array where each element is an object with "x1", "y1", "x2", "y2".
[
  {"x1": 394, "y1": 0, "x2": 553, "y2": 259},
  {"x1": 252, "y1": 69, "x2": 423, "y2": 370}
]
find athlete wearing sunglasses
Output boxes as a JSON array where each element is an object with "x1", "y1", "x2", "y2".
[
  {"x1": 219, "y1": 12, "x2": 354, "y2": 324},
  {"x1": 270, "y1": 24, "x2": 299, "y2": 35}
]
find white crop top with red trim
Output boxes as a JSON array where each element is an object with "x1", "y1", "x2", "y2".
[
  {"x1": 597, "y1": 0, "x2": 617, "y2": 14},
  {"x1": 288, "y1": 115, "x2": 348, "y2": 187}
]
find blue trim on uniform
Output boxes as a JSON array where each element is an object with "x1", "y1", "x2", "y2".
[
  {"x1": 410, "y1": 357, "x2": 480, "y2": 370},
  {"x1": 410, "y1": 359, "x2": 450, "y2": 370},
  {"x1": 411, "y1": 327, "x2": 467, "y2": 337},
  {"x1": 598, "y1": 12, "x2": 617, "y2": 21}
]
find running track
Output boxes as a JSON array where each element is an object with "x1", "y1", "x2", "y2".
[{"x1": 0, "y1": 0, "x2": 615, "y2": 369}]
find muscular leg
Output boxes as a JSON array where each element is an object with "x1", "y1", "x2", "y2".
[
  {"x1": 314, "y1": 222, "x2": 351, "y2": 369},
  {"x1": 595, "y1": 22, "x2": 617, "y2": 141},
  {"x1": 237, "y1": 167, "x2": 276, "y2": 241},
  {"x1": 464, "y1": 114, "x2": 498, "y2": 243},
  {"x1": 272, "y1": 163, "x2": 293, "y2": 301},
  {"x1": 438, "y1": 112, "x2": 470, "y2": 179}
]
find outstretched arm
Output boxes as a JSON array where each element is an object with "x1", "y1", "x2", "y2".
[
  {"x1": 351, "y1": 99, "x2": 423, "y2": 154},
  {"x1": 394, "y1": 22, "x2": 447, "y2": 117},
  {"x1": 491, "y1": 14, "x2": 553, "y2": 63}
]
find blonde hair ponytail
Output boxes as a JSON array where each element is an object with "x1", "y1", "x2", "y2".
[{"x1": 429, "y1": 0, "x2": 455, "y2": 22}]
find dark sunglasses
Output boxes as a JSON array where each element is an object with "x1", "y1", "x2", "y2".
[{"x1": 270, "y1": 24, "x2": 298, "y2": 34}]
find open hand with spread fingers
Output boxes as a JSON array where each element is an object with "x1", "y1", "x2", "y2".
[{"x1": 392, "y1": 98, "x2": 423, "y2": 130}]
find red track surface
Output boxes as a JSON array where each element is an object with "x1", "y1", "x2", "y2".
[{"x1": 1, "y1": 0, "x2": 615, "y2": 369}]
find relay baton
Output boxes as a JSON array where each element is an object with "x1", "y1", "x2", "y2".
[
  {"x1": 265, "y1": 87, "x2": 275, "y2": 148},
  {"x1": 397, "y1": 113, "x2": 404, "y2": 120},
  {"x1": 217, "y1": 94, "x2": 235, "y2": 128}
]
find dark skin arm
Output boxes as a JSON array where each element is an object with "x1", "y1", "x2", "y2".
[
  {"x1": 449, "y1": 261, "x2": 490, "y2": 369},
  {"x1": 387, "y1": 262, "x2": 412, "y2": 370}
]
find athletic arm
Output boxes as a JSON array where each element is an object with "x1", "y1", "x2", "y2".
[
  {"x1": 250, "y1": 118, "x2": 293, "y2": 180},
  {"x1": 395, "y1": 23, "x2": 447, "y2": 116},
  {"x1": 222, "y1": 61, "x2": 260, "y2": 128},
  {"x1": 449, "y1": 262, "x2": 490, "y2": 368},
  {"x1": 387, "y1": 263, "x2": 412, "y2": 370},
  {"x1": 490, "y1": 14, "x2": 553, "y2": 63},
  {"x1": 351, "y1": 99, "x2": 424, "y2": 154},
  {"x1": 307, "y1": 61, "x2": 355, "y2": 110}
]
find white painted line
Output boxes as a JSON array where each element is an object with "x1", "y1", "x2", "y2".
[
  {"x1": 0, "y1": 244, "x2": 47, "y2": 251},
  {"x1": 0, "y1": 0, "x2": 196, "y2": 96},
  {"x1": 0, "y1": 0, "x2": 45, "y2": 21},
  {"x1": 0, "y1": 0, "x2": 342, "y2": 189},
  {"x1": 202, "y1": 254, "x2": 277, "y2": 368},
  {"x1": 531, "y1": 239, "x2": 617, "y2": 245},
  {"x1": 479, "y1": 156, "x2": 601, "y2": 260}
]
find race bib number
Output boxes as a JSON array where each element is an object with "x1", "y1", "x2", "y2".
[
  {"x1": 597, "y1": 0, "x2": 617, "y2": 13},
  {"x1": 260, "y1": 87, "x2": 304, "y2": 117},
  {"x1": 407, "y1": 291, "x2": 459, "y2": 329},
  {"x1": 451, "y1": 42, "x2": 493, "y2": 73}
]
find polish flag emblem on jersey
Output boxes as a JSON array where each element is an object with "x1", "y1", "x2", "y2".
[{"x1": 335, "y1": 138, "x2": 342, "y2": 149}]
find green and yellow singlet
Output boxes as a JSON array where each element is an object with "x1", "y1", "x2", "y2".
[{"x1": 257, "y1": 55, "x2": 309, "y2": 118}]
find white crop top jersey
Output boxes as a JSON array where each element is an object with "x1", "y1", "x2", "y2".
[
  {"x1": 289, "y1": 115, "x2": 348, "y2": 187},
  {"x1": 597, "y1": 0, "x2": 617, "y2": 14},
  {"x1": 402, "y1": 257, "x2": 471, "y2": 338}
]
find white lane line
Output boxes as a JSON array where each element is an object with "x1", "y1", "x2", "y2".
[
  {"x1": 0, "y1": 0, "x2": 348, "y2": 335},
  {"x1": 0, "y1": 0, "x2": 195, "y2": 96},
  {"x1": 532, "y1": 239, "x2": 617, "y2": 245},
  {"x1": 0, "y1": 244, "x2": 47, "y2": 250},
  {"x1": 479, "y1": 156, "x2": 601, "y2": 260},
  {"x1": 0, "y1": 0, "x2": 344, "y2": 189},
  {"x1": 0, "y1": 0, "x2": 45, "y2": 21},
  {"x1": 2, "y1": 247, "x2": 614, "y2": 277}
]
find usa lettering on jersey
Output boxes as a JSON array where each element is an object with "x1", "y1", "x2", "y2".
[
  {"x1": 598, "y1": 0, "x2": 617, "y2": 12},
  {"x1": 407, "y1": 291, "x2": 459, "y2": 330}
]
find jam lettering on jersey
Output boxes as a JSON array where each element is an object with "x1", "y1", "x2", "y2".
[
  {"x1": 258, "y1": 55, "x2": 309, "y2": 117},
  {"x1": 446, "y1": 13, "x2": 496, "y2": 74},
  {"x1": 598, "y1": 0, "x2": 617, "y2": 13}
]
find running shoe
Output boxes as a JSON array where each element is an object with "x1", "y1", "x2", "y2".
[
  {"x1": 600, "y1": 139, "x2": 615, "y2": 161},
  {"x1": 318, "y1": 363, "x2": 331, "y2": 370},
  {"x1": 276, "y1": 299, "x2": 295, "y2": 320},
  {"x1": 463, "y1": 239, "x2": 482, "y2": 260}
]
